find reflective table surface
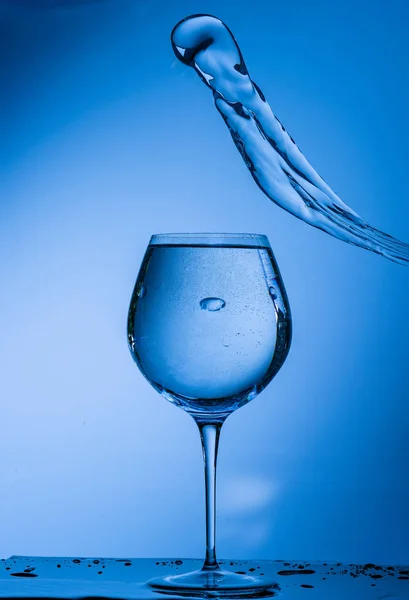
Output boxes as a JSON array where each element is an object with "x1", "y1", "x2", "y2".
[{"x1": 1, "y1": 556, "x2": 408, "y2": 599}]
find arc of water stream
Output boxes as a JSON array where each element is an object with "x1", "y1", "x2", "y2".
[{"x1": 171, "y1": 14, "x2": 409, "y2": 265}]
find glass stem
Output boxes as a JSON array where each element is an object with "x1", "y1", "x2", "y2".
[{"x1": 197, "y1": 421, "x2": 223, "y2": 571}]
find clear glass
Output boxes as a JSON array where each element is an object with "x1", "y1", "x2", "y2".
[{"x1": 127, "y1": 233, "x2": 292, "y2": 597}]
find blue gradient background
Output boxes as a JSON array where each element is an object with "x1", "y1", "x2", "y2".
[{"x1": 1, "y1": 0, "x2": 408, "y2": 565}]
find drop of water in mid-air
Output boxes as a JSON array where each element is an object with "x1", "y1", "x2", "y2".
[
  {"x1": 171, "y1": 14, "x2": 409, "y2": 266},
  {"x1": 200, "y1": 297, "x2": 226, "y2": 311}
]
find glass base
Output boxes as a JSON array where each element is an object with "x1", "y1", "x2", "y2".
[{"x1": 148, "y1": 568, "x2": 279, "y2": 598}]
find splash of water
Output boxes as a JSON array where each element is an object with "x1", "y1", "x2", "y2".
[{"x1": 171, "y1": 14, "x2": 409, "y2": 266}]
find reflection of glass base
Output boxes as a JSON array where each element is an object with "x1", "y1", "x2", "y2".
[{"x1": 148, "y1": 568, "x2": 279, "y2": 598}]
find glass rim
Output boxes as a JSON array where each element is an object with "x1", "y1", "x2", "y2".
[{"x1": 149, "y1": 233, "x2": 271, "y2": 248}]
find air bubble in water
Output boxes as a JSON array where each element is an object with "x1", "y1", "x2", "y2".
[{"x1": 200, "y1": 297, "x2": 226, "y2": 311}]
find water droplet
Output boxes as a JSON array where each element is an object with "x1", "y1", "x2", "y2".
[
  {"x1": 200, "y1": 297, "x2": 226, "y2": 311},
  {"x1": 137, "y1": 284, "x2": 146, "y2": 299},
  {"x1": 277, "y1": 570, "x2": 316, "y2": 576},
  {"x1": 269, "y1": 286, "x2": 277, "y2": 300}
]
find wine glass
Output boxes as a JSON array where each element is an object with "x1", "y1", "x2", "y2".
[{"x1": 127, "y1": 233, "x2": 292, "y2": 597}]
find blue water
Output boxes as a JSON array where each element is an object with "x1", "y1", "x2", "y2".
[
  {"x1": 171, "y1": 14, "x2": 409, "y2": 266},
  {"x1": 4, "y1": 555, "x2": 408, "y2": 599},
  {"x1": 128, "y1": 239, "x2": 291, "y2": 419}
]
